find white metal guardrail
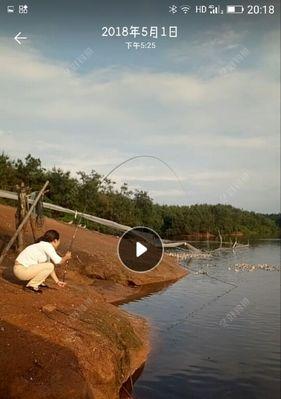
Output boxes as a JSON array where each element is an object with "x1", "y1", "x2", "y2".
[{"x1": 0, "y1": 189, "x2": 198, "y2": 250}]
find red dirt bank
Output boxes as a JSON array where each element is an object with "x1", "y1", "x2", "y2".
[{"x1": 0, "y1": 204, "x2": 187, "y2": 399}]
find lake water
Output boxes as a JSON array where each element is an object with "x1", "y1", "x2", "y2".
[{"x1": 122, "y1": 240, "x2": 280, "y2": 399}]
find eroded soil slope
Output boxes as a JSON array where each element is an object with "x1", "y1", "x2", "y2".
[{"x1": 0, "y1": 204, "x2": 187, "y2": 398}]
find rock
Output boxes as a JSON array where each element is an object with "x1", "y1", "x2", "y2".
[
  {"x1": 41, "y1": 304, "x2": 56, "y2": 313},
  {"x1": 0, "y1": 204, "x2": 157, "y2": 399}
]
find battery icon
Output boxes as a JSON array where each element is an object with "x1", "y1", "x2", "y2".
[{"x1": 227, "y1": 5, "x2": 244, "y2": 14}]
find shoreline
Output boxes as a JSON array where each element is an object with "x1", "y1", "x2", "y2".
[{"x1": 0, "y1": 204, "x2": 187, "y2": 399}]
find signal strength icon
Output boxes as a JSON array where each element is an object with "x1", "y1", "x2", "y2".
[{"x1": 180, "y1": 5, "x2": 191, "y2": 14}]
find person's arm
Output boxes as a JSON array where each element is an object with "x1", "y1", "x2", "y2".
[
  {"x1": 44, "y1": 243, "x2": 72, "y2": 265},
  {"x1": 59, "y1": 251, "x2": 72, "y2": 265},
  {"x1": 55, "y1": 251, "x2": 72, "y2": 287},
  {"x1": 44, "y1": 243, "x2": 63, "y2": 265},
  {"x1": 44, "y1": 244, "x2": 71, "y2": 288},
  {"x1": 50, "y1": 269, "x2": 66, "y2": 288}
]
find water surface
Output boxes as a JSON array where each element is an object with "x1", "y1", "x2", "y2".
[{"x1": 122, "y1": 240, "x2": 280, "y2": 399}]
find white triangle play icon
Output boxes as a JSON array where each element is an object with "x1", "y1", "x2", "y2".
[{"x1": 136, "y1": 242, "x2": 147, "y2": 258}]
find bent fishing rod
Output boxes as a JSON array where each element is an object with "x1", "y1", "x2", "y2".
[
  {"x1": 62, "y1": 155, "x2": 190, "y2": 281},
  {"x1": 62, "y1": 160, "x2": 127, "y2": 281}
]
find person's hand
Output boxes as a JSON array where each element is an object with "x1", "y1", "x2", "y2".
[
  {"x1": 64, "y1": 251, "x2": 72, "y2": 261},
  {"x1": 57, "y1": 280, "x2": 67, "y2": 288}
]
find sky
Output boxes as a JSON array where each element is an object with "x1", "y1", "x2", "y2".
[{"x1": 0, "y1": 0, "x2": 280, "y2": 213}]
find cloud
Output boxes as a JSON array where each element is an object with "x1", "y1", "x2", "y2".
[{"x1": 0, "y1": 32, "x2": 279, "y2": 212}]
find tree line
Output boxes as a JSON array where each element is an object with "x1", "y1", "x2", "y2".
[{"x1": 0, "y1": 153, "x2": 279, "y2": 239}]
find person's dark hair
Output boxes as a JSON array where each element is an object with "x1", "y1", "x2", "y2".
[{"x1": 36, "y1": 230, "x2": 60, "y2": 243}]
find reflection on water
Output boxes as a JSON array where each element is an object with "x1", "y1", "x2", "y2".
[{"x1": 122, "y1": 240, "x2": 281, "y2": 399}]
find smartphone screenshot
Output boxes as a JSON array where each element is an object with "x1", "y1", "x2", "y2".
[{"x1": 0, "y1": 1, "x2": 280, "y2": 399}]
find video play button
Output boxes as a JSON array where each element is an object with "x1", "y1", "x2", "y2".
[
  {"x1": 136, "y1": 242, "x2": 147, "y2": 258},
  {"x1": 118, "y1": 227, "x2": 164, "y2": 272}
]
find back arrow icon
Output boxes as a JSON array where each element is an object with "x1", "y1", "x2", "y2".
[{"x1": 14, "y1": 32, "x2": 27, "y2": 45}]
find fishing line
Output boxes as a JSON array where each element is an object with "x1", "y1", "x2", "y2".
[
  {"x1": 163, "y1": 248, "x2": 250, "y2": 332},
  {"x1": 101, "y1": 155, "x2": 187, "y2": 196},
  {"x1": 101, "y1": 154, "x2": 209, "y2": 227},
  {"x1": 62, "y1": 163, "x2": 121, "y2": 280},
  {"x1": 62, "y1": 155, "x2": 191, "y2": 281},
  {"x1": 175, "y1": 247, "x2": 239, "y2": 286},
  {"x1": 186, "y1": 266, "x2": 238, "y2": 287},
  {"x1": 62, "y1": 210, "x2": 80, "y2": 281},
  {"x1": 165, "y1": 284, "x2": 237, "y2": 332}
]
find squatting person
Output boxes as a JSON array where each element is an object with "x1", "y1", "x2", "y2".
[{"x1": 13, "y1": 229, "x2": 71, "y2": 293}]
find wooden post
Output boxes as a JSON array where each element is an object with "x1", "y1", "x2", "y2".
[
  {"x1": 15, "y1": 182, "x2": 29, "y2": 252},
  {"x1": 0, "y1": 181, "x2": 49, "y2": 265},
  {"x1": 25, "y1": 193, "x2": 38, "y2": 243}
]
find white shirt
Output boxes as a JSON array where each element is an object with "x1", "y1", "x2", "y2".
[{"x1": 16, "y1": 241, "x2": 62, "y2": 268}]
